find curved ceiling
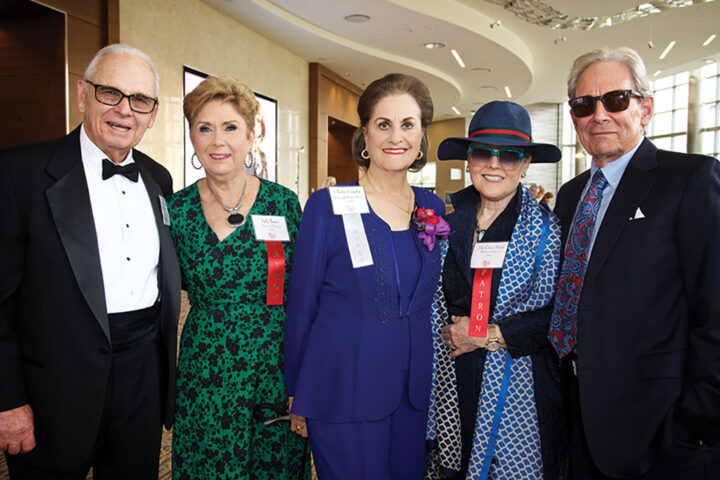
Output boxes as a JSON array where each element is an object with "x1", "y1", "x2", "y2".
[{"x1": 204, "y1": 0, "x2": 720, "y2": 120}]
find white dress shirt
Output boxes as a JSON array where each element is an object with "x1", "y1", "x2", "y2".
[{"x1": 80, "y1": 125, "x2": 160, "y2": 314}]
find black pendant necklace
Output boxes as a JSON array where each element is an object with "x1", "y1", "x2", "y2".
[{"x1": 207, "y1": 174, "x2": 248, "y2": 228}]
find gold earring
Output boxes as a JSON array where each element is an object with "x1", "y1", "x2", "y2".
[
  {"x1": 361, "y1": 148, "x2": 370, "y2": 160},
  {"x1": 521, "y1": 170, "x2": 527, "y2": 178},
  {"x1": 417, "y1": 150, "x2": 423, "y2": 160}
]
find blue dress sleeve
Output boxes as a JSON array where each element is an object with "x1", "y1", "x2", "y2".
[{"x1": 284, "y1": 190, "x2": 330, "y2": 396}]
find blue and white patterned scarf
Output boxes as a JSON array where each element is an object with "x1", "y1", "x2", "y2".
[{"x1": 426, "y1": 186, "x2": 560, "y2": 480}]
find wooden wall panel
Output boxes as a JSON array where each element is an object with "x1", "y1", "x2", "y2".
[
  {"x1": 68, "y1": 72, "x2": 83, "y2": 130},
  {"x1": 327, "y1": 120, "x2": 357, "y2": 184},
  {"x1": 32, "y1": 0, "x2": 116, "y2": 136},
  {"x1": 36, "y1": 0, "x2": 104, "y2": 26},
  {"x1": 0, "y1": 14, "x2": 65, "y2": 148},
  {"x1": 308, "y1": 63, "x2": 362, "y2": 192},
  {"x1": 67, "y1": 15, "x2": 103, "y2": 76}
]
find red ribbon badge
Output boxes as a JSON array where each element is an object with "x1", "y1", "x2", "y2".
[
  {"x1": 469, "y1": 268, "x2": 492, "y2": 337},
  {"x1": 265, "y1": 241, "x2": 285, "y2": 305}
]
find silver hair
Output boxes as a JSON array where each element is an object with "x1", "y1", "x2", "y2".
[
  {"x1": 567, "y1": 47, "x2": 652, "y2": 100},
  {"x1": 83, "y1": 44, "x2": 160, "y2": 97}
]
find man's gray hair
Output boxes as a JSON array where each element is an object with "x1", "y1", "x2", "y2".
[
  {"x1": 83, "y1": 44, "x2": 160, "y2": 97},
  {"x1": 567, "y1": 47, "x2": 652, "y2": 100}
]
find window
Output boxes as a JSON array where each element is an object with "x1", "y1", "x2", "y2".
[
  {"x1": 700, "y1": 61, "x2": 720, "y2": 158},
  {"x1": 407, "y1": 162, "x2": 436, "y2": 191},
  {"x1": 647, "y1": 72, "x2": 689, "y2": 154}
]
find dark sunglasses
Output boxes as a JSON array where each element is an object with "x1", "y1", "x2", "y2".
[
  {"x1": 468, "y1": 145, "x2": 526, "y2": 168},
  {"x1": 569, "y1": 89, "x2": 643, "y2": 117}
]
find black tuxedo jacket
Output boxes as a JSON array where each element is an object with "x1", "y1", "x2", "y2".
[
  {"x1": 554, "y1": 138, "x2": 720, "y2": 477},
  {"x1": 0, "y1": 126, "x2": 180, "y2": 470}
]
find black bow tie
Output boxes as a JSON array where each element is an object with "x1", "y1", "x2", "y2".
[{"x1": 102, "y1": 159, "x2": 139, "y2": 182}]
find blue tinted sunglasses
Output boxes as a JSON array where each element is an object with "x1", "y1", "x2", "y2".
[{"x1": 468, "y1": 145, "x2": 526, "y2": 168}]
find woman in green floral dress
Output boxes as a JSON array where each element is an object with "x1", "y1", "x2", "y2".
[{"x1": 169, "y1": 76, "x2": 307, "y2": 479}]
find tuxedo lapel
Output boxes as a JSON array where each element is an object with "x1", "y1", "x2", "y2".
[
  {"x1": 586, "y1": 139, "x2": 658, "y2": 282},
  {"x1": 136, "y1": 162, "x2": 181, "y2": 336},
  {"x1": 45, "y1": 129, "x2": 110, "y2": 341}
]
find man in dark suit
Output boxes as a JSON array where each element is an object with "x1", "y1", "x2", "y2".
[
  {"x1": 0, "y1": 44, "x2": 180, "y2": 479},
  {"x1": 548, "y1": 46, "x2": 720, "y2": 479}
]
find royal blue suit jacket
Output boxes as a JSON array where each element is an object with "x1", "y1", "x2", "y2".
[
  {"x1": 554, "y1": 138, "x2": 720, "y2": 477},
  {"x1": 285, "y1": 185, "x2": 445, "y2": 422}
]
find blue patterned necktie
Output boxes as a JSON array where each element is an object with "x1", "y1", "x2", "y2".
[{"x1": 549, "y1": 169, "x2": 609, "y2": 358}]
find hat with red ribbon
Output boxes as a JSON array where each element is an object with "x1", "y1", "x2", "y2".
[{"x1": 437, "y1": 101, "x2": 561, "y2": 163}]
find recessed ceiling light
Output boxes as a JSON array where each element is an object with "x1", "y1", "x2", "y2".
[
  {"x1": 654, "y1": 70, "x2": 662, "y2": 77},
  {"x1": 451, "y1": 106, "x2": 461, "y2": 115},
  {"x1": 504, "y1": 86, "x2": 512, "y2": 98},
  {"x1": 703, "y1": 34, "x2": 717, "y2": 47},
  {"x1": 471, "y1": 67, "x2": 493, "y2": 73},
  {"x1": 422, "y1": 42, "x2": 446, "y2": 49},
  {"x1": 659, "y1": 40, "x2": 676, "y2": 60},
  {"x1": 451, "y1": 49, "x2": 466, "y2": 68},
  {"x1": 344, "y1": 14, "x2": 370, "y2": 23}
]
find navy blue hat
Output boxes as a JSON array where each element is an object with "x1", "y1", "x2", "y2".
[{"x1": 437, "y1": 101, "x2": 561, "y2": 164}]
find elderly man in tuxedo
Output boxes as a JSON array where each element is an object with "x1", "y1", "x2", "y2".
[
  {"x1": 548, "y1": 46, "x2": 720, "y2": 480},
  {"x1": 0, "y1": 44, "x2": 180, "y2": 479}
]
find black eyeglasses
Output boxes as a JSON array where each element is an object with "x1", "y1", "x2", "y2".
[
  {"x1": 569, "y1": 89, "x2": 643, "y2": 117},
  {"x1": 468, "y1": 145, "x2": 526, "y2": 169},
  {"x1": 85, "y1": 80, "x2": 158, "y2": 114}
]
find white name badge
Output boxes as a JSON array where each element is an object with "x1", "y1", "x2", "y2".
[
  {"x1": 470, "y1": 242, "x2": 509, "y2": 269},
  {"x1": 159, "y1": 195, "x2": 170, "y2": 226},
  {"x1": 342, "y1": 214, "x2": 373, "y2": 268},
  {"x1": 251, "y1": 215, "x2": 290, "y2": 242},
  {"x1": 329, "y1": 186, "x2": 370, "y2": 215}
]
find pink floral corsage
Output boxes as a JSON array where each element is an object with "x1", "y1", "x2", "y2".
[{"x1": 413, "y1": 207, "x2": 450, "y2": 251}]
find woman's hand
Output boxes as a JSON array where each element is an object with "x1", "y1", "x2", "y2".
[
  {"x1": 288, "y1": 397, "x2": 308, "y2": 438},
  {"x1": 441, "y1": 315, "x2": 484, "y2": 357}
]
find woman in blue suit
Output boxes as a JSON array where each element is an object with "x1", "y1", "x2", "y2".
[{"x1": 284, "y1": 73, "x2": 449, "y2": 479}]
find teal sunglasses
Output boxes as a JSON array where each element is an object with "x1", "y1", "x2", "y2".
[{"x1": 468, "y1": 145, "x2": 526, "y2": 168}]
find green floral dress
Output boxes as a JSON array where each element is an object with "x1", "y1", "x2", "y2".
[{"x1": 169, "y1": 179, "x2": 308, "y2": 479}]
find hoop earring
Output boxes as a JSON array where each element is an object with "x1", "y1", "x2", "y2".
[
  {"x1": 417, "y1": 150, "x2": 423, "y2": 160},
  {"x1": 361, "y1": 148, "x2": 370, "y2": 160},
  {"x1": 191, "y1": 153, "x2": 202, "y2": 170},
  {"x1": 522, "y1": 170, "x2": 527, "y2": 178},
  {"x1": 465, "y1": 164, "x2": 470, "y2": 173},
  {"x1": 245, "y1": 150, "x2": 255, "y2": 169}
]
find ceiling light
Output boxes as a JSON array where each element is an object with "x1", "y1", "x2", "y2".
[
  {"x1": 703, "y1": 34, "x2": 717, "y2": 47},
  {"x1": 422, "y1": 42, "x2": 446, "y2": 49},
  {"x1": 659, "y1": 40, "x2": 676, "y2": 60},
  {"x1": 504, "y1": 86, "x2": 512, "y2": 98},
  {"x1": 654, "y1": 70, "x2": 662, "y2": 77},
  {"x1": 451, "y1": 106, "x2": 461, "y2": 115},
  {"x1": 451, "y1": 49, "x2": 466, "y2": 68},
  {"x1": 344, "y1": 14, "x2": 370, "y2": 23}
]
